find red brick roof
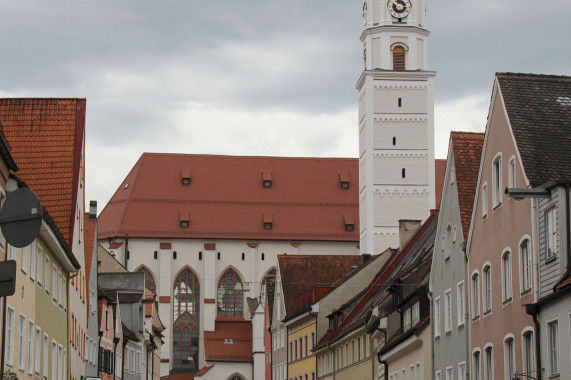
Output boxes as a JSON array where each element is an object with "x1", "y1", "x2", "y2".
[
  {"x1": 278, "y1": 254, "x2": 361, "y2": 318},
  {"x1": 0, "y1": 98, "x2": 85, "y2": 247},
  {"x1": 450, "y1": 132, "x2": 484, "y2": 240},
  {"x1": 84, "y1": 213, "x2": 96, "y2": 287},
  {"x1": 435, "y1": 159, "x2": 446, "y2": 210},
  {"x1": 98, "y1": 153, "x2": 359, "y2": 241},
  {"x1": 204, "y1": 320, "x2": 253, "y2": 362}
]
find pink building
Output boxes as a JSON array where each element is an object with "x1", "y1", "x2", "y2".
[{"x1": 467, "y1": 73, "x2": 539, "y2": 380}]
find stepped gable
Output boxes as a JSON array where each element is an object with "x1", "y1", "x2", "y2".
[
  {"x1": 0, "y1": 98, "x2": 86, "y2": 246},
  {"x1": 497, "y1": 73, "x2": 571, "y2": 187},
  {"x1": 450, "y1": 131, "x2": 484, "y2": 240},
  {"x1": 278, "y1": 254, "x2": 361, "y2": 319},
  {"x1": 98, "y1": 153, "x2": 359, "y2": 241}
]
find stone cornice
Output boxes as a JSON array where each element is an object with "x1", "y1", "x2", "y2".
[
  {"x1": 373, "y1": 116, "x2": 427, "y2": 122},
  {"x1": 360, "y1": 24, "x2": 430, "y2": 42},
  {"x1": 373, "y1": 152, "x2": 428, "y2": 159}
]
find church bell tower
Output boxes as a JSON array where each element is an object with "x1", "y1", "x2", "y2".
[{"x1": 357, "y1": 0, "x2": 436, "y2": 255}]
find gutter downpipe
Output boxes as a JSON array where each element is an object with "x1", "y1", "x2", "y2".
[
  {"x1": 525, "y1": 303, "x2": 542, "y2": 380},
  {"x1": 376, "y1": 324, "x2": 388, "y2": 380}
]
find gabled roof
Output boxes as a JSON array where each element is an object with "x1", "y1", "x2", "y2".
[
  {"x1": 0, "y1": 98, "x2": 86, "y2": 247},
  {"x1": 316, "y1": 211, "x2": 438, "y2": 348},
  {"x1": 450, "y1": 132, "x2": 484, "y2": 240},
  {"x1": 278, "y1": 254, "x2": 361, "y2": 319},
  {"x1": 497, "y1": 73, "x2": 571, "y2": 187},
  {"x1": 98, "y1": 153, "x2": 359, "y2": 241}
]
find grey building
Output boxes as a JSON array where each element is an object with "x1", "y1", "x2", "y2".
[
  {"x1": 430, "y1": 132, "x2": 483, "y2": 380},
  {"x1": 85, "y1": 202, "x2": 100, "y2": 377}
]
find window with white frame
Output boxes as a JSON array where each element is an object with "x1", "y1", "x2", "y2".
[
  {"x1": 502, "y1": 251, "x2": 512, "y2": 302},
  {"x1": 21, "y1": 245, "x2": 28, "y2": 274},
  {"x1": 482, "y1": 183, "x2": 488, "y2": 217},
  {"x1": 282, "y1": 330, "x2": 285, "y2": 348},
  {"x1": 472, "y1": 273, "x2": 480, "y2": 319},
  {"x1": 45, "y1": 256, "x2": 50, "y2": 295},
  {"x1": 27, "y1": 320, "x2": 34, "y2": 374},
  {"x1": 520, "y1": 240, "x2": 532, "y2": 292},
  {"x1": 483, "y1": 265, "x2": 491, "y2": 313},
  {"x1": 43, "y1": 334, "x2": 48, "y2": 379},
  {"x1": 58, "y1": 344, "x2": 63, "y2": 380},
  {"x1": 508, "y1": 157, "x2": 516, "y2": 188},
  {"x1": 18, "y1": 314, "x2": 25, "y2": 371},
  {"x1": 36, "y1": 245, "x2": 43, "y2": 286},
  {"x1": 545, "y1": 207, "x2": 558, "y2": 260},
  {"x1": 435, "y1": 370, "x2": 441, "y2": 380},
  {"x1": 458, "y1": 362, "x2": 466, "y2": 380},
  {"x1": 403, "y1": 307, "x2": 412, "y2": 331},
  {"x1": 473, "y1": 350, "x2": 481, "y2": 380},
  {"x1": 8, "y1": 244, "x2": 16, "y2": 261},
  {"x1": 522, "y1": 330, "x2": 534, "y2": 378},
  {"x1": 434, "y1": 297, "x2": 441, "y2": 337},
  {"x1": 492, "y1": 155, "x2": 502, "y2": 207},
  {"x1": 412, "y1": 301, "x2": 419, "y2": 326},
  {"x1": 504, "y1": 336, "x2": 515, "y2": 380},
  {"x1": 484, "y1": 346, "x2": 493, "y2": 380},
  {"x1": 457, "y1": 281, "x2": 465, "y2": 327},
  {"x1": 30, "y1": 242, "x2": 36, "y2": 280},
  {"x1": 444, "y1": 289, "x2": 452, "y2": 333},
  {"x1": 445, "y1": 366, "x2": 453, "y2": 380},
  {"x1": 34, "y1": 326, "x2": 41, "y2": 375},
  {"x1": 445, "y1": 224, "x2": 452, "y2": 259},
  {"x1": 548, "y1": 320, "x2": 559, "y2": 375},
  {"x1": 51, "y1": 340, "x2": 57, "y2": 380},
  {"x1": 52, "y1": 264, "x2": 57, "y2": 301}
]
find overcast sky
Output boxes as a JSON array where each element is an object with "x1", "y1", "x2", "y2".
[{"x1": 1, "y1": 0, "x2": 570, "y2": 210}]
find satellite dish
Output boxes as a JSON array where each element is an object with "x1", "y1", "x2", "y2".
[{"x1": 0, "y1": 188, "x2": 43, "y2": 248}]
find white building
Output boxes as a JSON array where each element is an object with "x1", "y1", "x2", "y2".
[
  {"x1": 97, "y1": 154, "x2": 360, "y2": 380},
  {"x1": 358, "y1": 0, "x2": 436, "y2": 255}
]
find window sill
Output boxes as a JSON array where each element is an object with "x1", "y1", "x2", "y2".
[
  {"x1": 457, "y1": 322, "x2": 465, "y2": 329},
  {"x1": 502, "y1": 297, "x2": 512, "y2": 306},
  {"x1": 483, "y1": 309, "x2": 492, "y2": 317},
  {"x1": 492, "y1": 201, "x2": 502, "y2": 212},
  {"x1": 545, "y1": 256, "x2": 558, "y2": 264}
]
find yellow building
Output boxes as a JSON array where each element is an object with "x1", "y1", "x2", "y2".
[{"x1": 285, "y1": 311, "x2": 317, "y2": 380}]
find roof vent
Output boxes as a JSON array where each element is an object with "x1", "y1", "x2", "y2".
[
  {"x1": 263, "y1": 213, "x2": 273, "y2": 230},
  {"x1": 179, "y1": 211, "x2": 190, "y2": 228},
  {"x1": 344, "y1": 214, "x2": 355, "y2": 232},
  {"x1": 262, "y1": 171, "x2": 272, "y2": 189},
  {"x1": 338, "y1": 172, "x2": 350, "y2": 190},
  {"x1": 181, "y1": 169, "x2": 192, "y2": 186}
]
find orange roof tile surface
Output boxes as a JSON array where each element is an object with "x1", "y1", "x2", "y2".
[
  {"x1": 278, "y1": 254, "x2": 361, "y2": 318},
  {"x1": 84, "y1": 213, "x2": 96, "y2": 285},
  {"x1": 204, "y1": 320, "x2": 253, "y2": 362},
  {"x1": 435, "y1": 159, "x2": 446, "y2": 210},
  {"x1": 451, "y1": 132, "x2": 484, "y2": 240},
  {"x1": 98, "y1": 153, "x2": 359, "y2": 241},
  {"x1": 0, "y1": 98, "x2": 85, "y2": 246}
]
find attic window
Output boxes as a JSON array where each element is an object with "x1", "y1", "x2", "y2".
[
  {"x1": 262, "y1": 171, "x2": 272, "y2": 188},
  {"x1": 181, "y1": 169, "x2": 192, "y2": 186},
  {"x1": 179, "y1": 211, "x2": 190, "y2": 229},
  {"x1": 339, "y1": 173, "x2": 350, "y2": 190},
  {"x1": 344, "y1": 214, "x2": 355, "y2": 232},
  {"x1": 263, "y1": 213, "x2": 273, "y2": 230}
]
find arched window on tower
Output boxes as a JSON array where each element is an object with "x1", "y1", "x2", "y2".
[
  {"x1": 136, "y1": 267, "x2": 156, "y2": 295},
  {"x1": 217, "y1": 268, "x2": 244, "y2": 317},
  {"x1": 393, "y1": 46, "x2": 405, "y2": 70},
  {"x1": 173, "y1": 268, "x2": 200, "y2": 371}
]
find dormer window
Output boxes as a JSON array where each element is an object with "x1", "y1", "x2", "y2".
[
  {"x1": 344, "y1": 214, "x2": 355, "y2": 232},
  {"x1": 264, "y1": 214, "x2": 273, "y2": 230},
  {"x1": 179, "y1": 211, "x2": 190, "y2": 229},
  {"x1": 181, "y1": 169, "x2": 192, "y2": 186},
  {"x1": 339, "y1": 172, "x2": 350, "y2": 190},
  {"x1": 262, "y1": 171, "x2": 272, "y2": 188}
]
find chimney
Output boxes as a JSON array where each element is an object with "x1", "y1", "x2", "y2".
[
  {"x1": 399, "y1": 219, "x2": 422, "y2": 250},
  {"x1": 89, "y1": 200, "x2": 97, "y2": 221}
]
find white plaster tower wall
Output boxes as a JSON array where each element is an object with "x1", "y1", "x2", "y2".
[{"x1": 358, "y1": 0, "x2": 435, "y2": 255}]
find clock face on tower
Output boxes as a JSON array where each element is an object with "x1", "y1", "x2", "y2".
[{"x1": 387, "y1": 0, "x2": 412, "y2": 19}]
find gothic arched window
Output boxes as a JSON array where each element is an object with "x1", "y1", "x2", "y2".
[
  {"x1": 137, "y1": 267, "x2": 156, "y2": 295},
  {"x1": 217, "y1": 268, "x2": 243, "y2": 317},
  {"x1": 393, "y1": 46, "x2": 405, "y2": 70},
  {"x1": 173, "y1": 268, "x2": 200, "y2": 371},
  {"x1": 260, "y1": 268, "x2": 276, "y2": 307}
]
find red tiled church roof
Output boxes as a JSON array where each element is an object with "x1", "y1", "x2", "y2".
[
  {"x1": 450, "y1": 132, "x2": 484, "y2": 240},
  {"x1": 0, "y1": 98, "x2": 86, "y2": 247},
  {"x1": 98, "y1": 153, "x2": 359, "y2": 241},
  {"x1": 204, "y1": 320, "x2": 253, "y2": 362},
  {"x1": 278, "y1": 254, "x2": 361, "y2": 318}
]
